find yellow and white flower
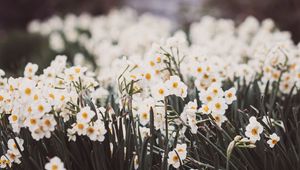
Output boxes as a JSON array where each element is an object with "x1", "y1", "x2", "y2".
[
  {"x1": 245, "y1": 117, "x2": 264, "y2": 142},
  {"x1": 138, "y1": 107, "x2": 150, "y2": 126},
  {"x1": 76, "y1": 106, "x2": 95, "y2": 123},
  {"x1": 267, "y1": 133, "x2": 280, "y2": 148},
  {"x1": 45, "y1": 156, "x2": 66, "y2": 170},
  {"x1": 24, "y1": 62, "x2": 38, "y2": 78},
  {"x1": 7, "y1": 137, "x2": 24, "y2": 155},
  {"x1": 151, "y1": 82, "x2": 169, "y2": 100},
  {"x1": 19, "y1": 78, "x2": 36, "y2": 100},
  {"x1": 175, "y1": 143, "x2": 187, "y2": 160},
  {"x1": 224, "y1": 87, "x2": 237, "y2": 104},
  {"x1": 167, "y1": 150, "x2": 181, "y2": 168},
  {"x1": 209, "y1": 98, "x2": 228, "y2": 115}
]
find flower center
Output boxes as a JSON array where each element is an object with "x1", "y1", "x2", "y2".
[
  {"x1": 203, "y1": 105, "x2": 209, "y2": 112},
  {"x1": 28, "y1": 107, "x2": 32, "y2": 113},
  {"x1": 251, "y1": 128, "x2": 258, "y2": 135},
  {"x1": 215, "y1": 103, "x2": 221, "y2": 109},
  {"x1": 30, "y1": 118, "x2": 37, "y2": 125},
  {"x1": 12, "y1": 115, "x2": 18, "y2": 121},
  {"x1": 75, "y1": 68, "x2": 81, "y2": 73},
  {"x1": 206, "y1": 96, "x2": 212, "y2": 102},
  {"x1": 214, "y1": 115, "x2": 220, "y2": 122},
  {"x1": 49, "y1": 93, "x2": 55, "y2": 100},
  {"x1": 158, "y1": 89, "x2": 164, "y2": 95},
  {"x1": 197, "y1": 67, "x2": 202, "y2": 73},
  {"x1": 38, "y1": 105, "x2": 44, "y2": 112},
  {"x1": 172, "y1": 155, "x2": 179, "y2": 162},
  {"x1": 34, "y1": 94, "x2": 39, "y2": 101},
  {"x1": 142, "y1": 113, "x2": 148, "y2": 119},
  {"x1": 51, "y1": 164, "x2": 58, "y2": 170},
  {"x1": 87, "y1": 127, "x2": 95, "y2": 134},
  {"x1": 172, "y1": 82, "x2": 178, "y2": 88},
  {"x1": 213, "y1": 89, "x2": 218, "y2": 94},
  {"x1": 25, "y1": 88, "x2": 31, "y2": 95},
  {"x1": 44, "y1": 119, "x2": 51, "y2": 127},
  {"x1": 149, "y1": 61, "x2": 155, "y2": 67},
  {"x1": 145, "y1": 73, "x2": 151, "y2": 80},
  {"x1": 82, "y1": 112, "x2": 88, "y2": 119},
  {"x1": 78, "y1": 123, "x2": 84, "y2": 129}
]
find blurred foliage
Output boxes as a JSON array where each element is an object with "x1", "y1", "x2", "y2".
[
  {"x1": 0, "y1": 31, "x2": 55, "y2": 77},
  {"x1": 203, "y1": 0, "x2": 300, "y2": 42},
  {"x1": 0, "y1": 0, "x2": 121, "y2": 75},
  {"x1": 1, "y1": 0, "x2": 300, "y2": 75},
  {"x1": 0, "y1": 0, "x2": 119, "y2": 31}
]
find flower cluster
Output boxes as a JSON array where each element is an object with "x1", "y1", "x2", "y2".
[
  {"x1": 244, "y1": 116, "x2": 280, "y2": 148},
  {"x1": 68, "y1": 106, "x2": 107, "y2": 142},
  {"x1": 0, "y1": 137, "x2": 24, "y2": 168},
  {"x1": 0, "y1": 8, "x2": 298, "y2": 169}
]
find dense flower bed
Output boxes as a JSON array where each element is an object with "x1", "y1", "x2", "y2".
[{"x1": 0, "y1": 8, "x2": 299, "y2": 170}]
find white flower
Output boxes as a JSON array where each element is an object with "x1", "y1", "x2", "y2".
[
  {"x1": 245, "y1": 117, "x2": 264, "y2": 142},
  {"x1": 224, "y1": 88, "x2": 237, "y2": 104},
  {"x1": 8, "y1": 114, "x2": 20, "y2": 125},
  {"x1": 69, "y1": 66, "x2": 87, "y2": 76},
  {"x1": 199, "y1": 91, "x2": 214, "y2": 104},
  {"x1": 24, "y1": 63, "x2": 38, "y2": 78},
  {"x1": 192, "y1": 63, "x2": 205, "y2": 76},
  {"x1": 86, "y1": 125, "x2": 98, "y2": 141},
  {"x1": 187, "y1": 116, "x2": 198, "y2": 134},
  {"x1": 153, "y1": 107, "x2": 165, "y2": 130},
  {"x1": 138, "y1": 107, "x2": 150, "y2": 126},
  {"x1": 166, "y1": 76, "x2": 181, "y2": 96},
  {"x1": 0, "y1": 155, "x2": 10, "y2": 168},
  {"x1": 175, "y1": 144, "x2": 187, "y2": 160},
  {"x1": 19, "y1": 78, "x2": 36, "y2": 99},
  {"x1": 198, "y1": 104, "x2": 211, "y2": 115},
  {"x1": 73, "y1": 122, "x2": 88, "y2": 136},
  {"x1": 211, "y1": 113, "x2": 227, "y2": 126},
  {"x1": 94, "y1": 120, "x2": 107, "y2": 142},
  {"x1": 32, "y1": 100, "x2": 52, "y2": 116},
  {"x1": 183, "y1": 101, "x2": 197, "y2": 115},
  {"x1": 178, "y1": 83, "x2": 188, "y2": 98},
  {"x1": 7, "y1": 137, "x2": 24, "y2": 155},
  {"x1": 267, "y1": 133, "x2": 280, "y2": 148},
  {"x1": 41, "y1": 114, "x2": 57, "y2": 131},
  {"x1": 67, "y1": 128, "x2": 77, "y2": 141},
  {"x1": 0, "y1": 69, "x2": 5, "y2": 77},
  {"x1": 6, "y1": 150, "x2": 21, "y2": 164},
  {"x1": 151, "y1": 82, "x2": 169, "y2": 100},
  {"x1": 141, "y1": 67, "x2": 158, "y2": 85},
  {"x1": 167, "y1": 150, "x2": 181, "y2": 168},
  {"x1": 207, "y1": 83, "x2": 224, "y2": 97},
  {"x1": 24, "y1": 114, "x2": 41, "y2": 131},
  {"x1": 209, "y1": 98, "x2": 228, "y2": 115},
  {"x1": 49, "y1": 32, "x2": 65, "y2": 52},
  {"x1": 165, "y1": 76, "x2": 188, "y2": 98},
  {"x1": 76, "y1": 106, "x2": 95, "y2": 123},
  {"x1": 45, "y1": 156, "x2": 66, "y2": 170}
]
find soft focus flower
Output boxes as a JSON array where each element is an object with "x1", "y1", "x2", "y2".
[
  {"x1": 77, "y1": 106, "x2": 96, "y2": 123},
  {"x1": 245, "y1": 117, "x2": 264, "y2": 142},
  {"x1": 45, "y1": 156, "x2": 66, "y2": 170},
  {"x1": 267, "y1": 133, "x2": 280, "y2": 148}
]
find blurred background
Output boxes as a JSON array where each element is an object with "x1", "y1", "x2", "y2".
[{"x1": 1, "y1": 0, "x2": 300, "y2": 75}]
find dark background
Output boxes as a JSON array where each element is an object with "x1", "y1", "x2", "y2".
[{"x1": 1, "y1": 0, "x2": 300, "y2": 75}]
